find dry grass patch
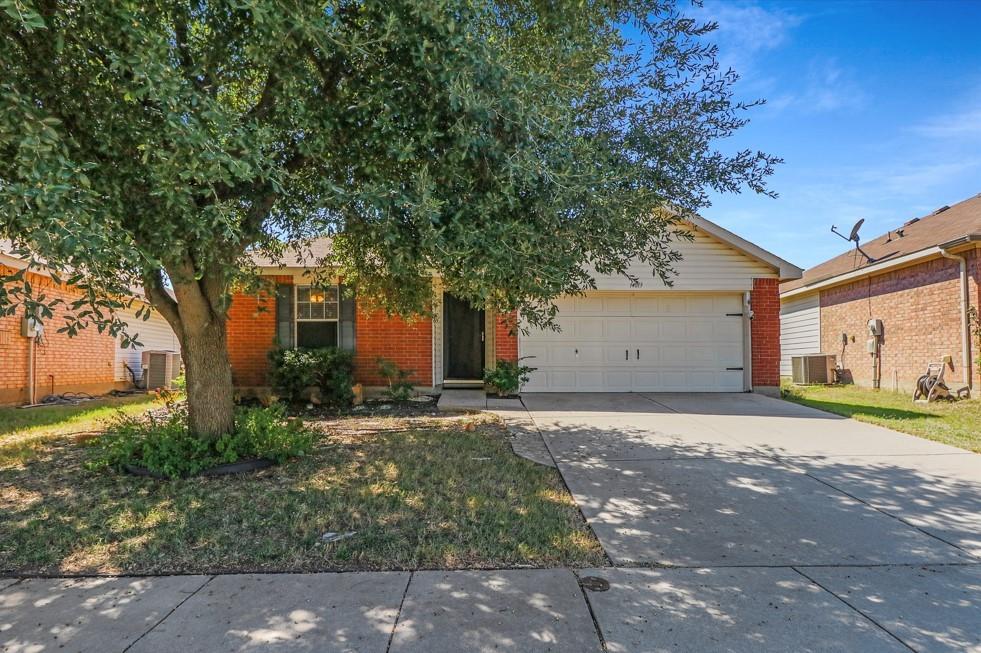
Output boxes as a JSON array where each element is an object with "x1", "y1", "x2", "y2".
[{"x1": 0, "y1": 411, "x2": 604, "y2": 574}]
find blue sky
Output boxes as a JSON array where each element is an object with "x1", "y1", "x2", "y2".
[{"x1": 681, "y1": 0, "x2": 981, "y2": 269}]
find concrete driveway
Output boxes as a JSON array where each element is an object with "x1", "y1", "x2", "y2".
[{"x1": 524, "y1": 392, "x2": 981, "y2": 652}]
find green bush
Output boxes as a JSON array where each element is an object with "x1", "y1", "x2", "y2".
[
  {"x1": 269, "y1": 347, "x2": 355, "y2": 406},
  {"x1": 376, "y1": 357, "x2": 415, "y2": 401},
  {"x1": 483, "y1": 358, "x2": 537, "y2": 397},
  {"x1": 89, "y1": 404, "x2": 315, "y2": 479}
]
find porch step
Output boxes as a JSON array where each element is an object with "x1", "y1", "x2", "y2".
[{"x1": 437, "y1": 389, "x2": 487, "y2": 411}]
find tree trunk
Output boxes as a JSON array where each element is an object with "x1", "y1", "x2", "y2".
[{"x1": 179, "y1": 317, "x2": 236, "y2": 438}]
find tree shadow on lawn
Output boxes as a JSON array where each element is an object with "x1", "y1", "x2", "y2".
[
  {"x1": 0, "y1": 417, "x2": 604, "y2": 575},
  {"x1": 788, "y1": 397, "x2": 941, "y2": 422}
]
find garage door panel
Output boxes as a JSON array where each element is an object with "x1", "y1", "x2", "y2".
[
  {"x1": 606, "y1": 318, "x2": 632, "y2": 339},
  {"x1": 520, "y1": 292, "x2": 746, "y2": 393},
  {"x1": 631, "y1": 318, "x2": 660, "y2": 340}
]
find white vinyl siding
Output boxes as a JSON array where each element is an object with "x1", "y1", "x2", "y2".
[
  {"x1": 114, "y1": 306, "x2": 181, "y2": 382},
  {"x1": 520, "y1": 292, "x2": 745, "y2": 392},
  {"x1": 779, "y1": 292, "x2": 821, "y2": 377},
  {"x1": 588, "y1": 230, "x2": 778, "y2": 292}
]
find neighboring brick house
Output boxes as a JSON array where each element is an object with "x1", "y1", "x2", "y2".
[
  {"x1": 228, "y1": 216, "x2": 800, "y2": 396},
  {"x1": 780, "y1": 193, "x2": 981, "y2": 394},
  {"x1": 0, "y1": 247, "x2": 180, "y2": 405}
]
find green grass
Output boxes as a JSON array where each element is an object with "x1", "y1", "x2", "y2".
[
  {"x1": 0, "y1": 413, "x2": 604, "y2": 574},
  {"x1": 0, "y1": 394, "x2": 164, "y2": 466},
  {"x1": 781, "y1": 382, "x2": 981, "y2": 453}
]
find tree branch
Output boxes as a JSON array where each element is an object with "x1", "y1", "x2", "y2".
[{"x1": 142, "y1": 268, "x2": 184, "y2": 341}]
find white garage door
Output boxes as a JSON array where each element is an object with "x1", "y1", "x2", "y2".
[{"x1": 520, "y1": 292, "x2": 746, "y2": 392}]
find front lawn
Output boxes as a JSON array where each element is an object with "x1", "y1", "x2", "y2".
[
  {"x1": 781, "y1": 383, "x2": 981, "y2": 453},
  {"x1": 0, "y1": 410, "x2": 604, "y2": 574}
]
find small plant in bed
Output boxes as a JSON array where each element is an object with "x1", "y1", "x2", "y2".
[
  {"x1": 483, "y1": 358, "x2": 537, "y2": 397},
  {"x1": 88, "y1": 404, "x2": 315, "y2": 479},
  {"x1": 377, "y1": 357, "x2": 415, "y2": 401}
]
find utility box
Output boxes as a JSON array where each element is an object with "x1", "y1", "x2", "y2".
[
  {"x1": 791, "y1": 354, "x2": 837, "y2": 385},
  {"x1": 20, "y1": 316, "x2": 40, "y2": 338}
]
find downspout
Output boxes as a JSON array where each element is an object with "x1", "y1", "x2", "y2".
[
  {"x1": 743, "y1": 291, "x2": 753, "y2": 392},
  {"x1": 939, "y1": 248, "x2": 972, "y2": 391},
  {"x1": 27, "y1": 336, "x2": 36, "y2": 405}
]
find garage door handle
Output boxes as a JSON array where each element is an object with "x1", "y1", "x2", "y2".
[
  {"x1": 625, "y1": 349, "x2": 629, "y2": 360},
  {"x1": 636, "y1": 349, "x2": 640, "y2": 360},
  {"x1": 726, "y1": 367, "x2": 744, "y2": 371}
]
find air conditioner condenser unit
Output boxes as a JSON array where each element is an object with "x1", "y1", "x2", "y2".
[
  {"x1": 143, "y1": 350, "x2": 182, "y2": 390},
  {"x1": 791, "y1": 354, "x2": 836, "y2": 385}
]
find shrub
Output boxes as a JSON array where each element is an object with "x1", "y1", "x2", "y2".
[
  {"x1": 89, "y1": 404, "x2": 316, "y2": 479},
  {"x1": 483, "y1": 357, "x2": 537, "y2": 397},
  {"x1": 269, "y1": 347, "x2": 355, "y2": 406},
  {"x1": 377, "y1": 357, "x2": 415, "y2": 401}
]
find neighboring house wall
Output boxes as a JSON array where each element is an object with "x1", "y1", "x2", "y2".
[
  {"x1": 750, "y1": 278, "x2": 781, "y2": 390},
  {"x1": 589, "y1": 230, "x2": 778, "y2": 292},
  {"x1": 818, "y1": 252, "x2": 980, "y2": 392},
  {"x1": 0, "y1": 266, "x2": 118, "y2": 404},
  {"x1": 779, "y1": 292, "x2": 821, "y2": 377},
  {"x1": 114, "y1": 305, "x2": 181, "y2": 383}
]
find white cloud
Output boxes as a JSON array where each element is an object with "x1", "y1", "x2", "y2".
[
  {"x1": 688, "y1": 2, "x2": 803, "y2": 76},
  {"x1": 766, "y1": 58, "x2": 866, "y2": 114},
  {"x1": 910, "y1": 105, "x2": 981, "y2": 140}
]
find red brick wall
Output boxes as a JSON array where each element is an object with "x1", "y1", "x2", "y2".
[
  {"x1": 819, "y1": 253, "x2": 980, "y2": 392},
  {"x1": 495, "y1": 311, "x2": 518, "y2": 363},
  {"x1": 751, "y1": 277, "x2": 781, "y2": 388},
  {"x1": 354, "y1": 307, "x2": 433, "y2": 387},
  {"x1": 226, "y1": 276, "x2": 290, "y2": 387},
  {"x1": 0, "y1": 266, "x2": 118, "y2": 404}
]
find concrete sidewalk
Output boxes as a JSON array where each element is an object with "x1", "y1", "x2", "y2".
[{"x1": 3, "y1": 564, "x2": 979, "y2": 652}]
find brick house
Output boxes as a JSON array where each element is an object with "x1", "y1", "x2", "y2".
[
  {"x1": 228, "y1": 216, "x2": 800, "y2": 396},
  {"x1": 0, "y1": 246, "x2": 180, "y2": 405},
  {"x1": 780, "y1": 193, "x2": 981, "y2": 394}
]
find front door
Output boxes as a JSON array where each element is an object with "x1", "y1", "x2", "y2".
[{"x1": 444, "y1": 293, "x2": 485, "y2": 380}]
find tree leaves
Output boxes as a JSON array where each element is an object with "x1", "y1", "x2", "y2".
[{"x1": 1, "y1": 0, "x2": 777, "y2": 339}]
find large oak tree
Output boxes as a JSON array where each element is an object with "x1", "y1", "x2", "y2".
[{"x1": 1, "y1": 0, "x2": 777, "y2": 437}]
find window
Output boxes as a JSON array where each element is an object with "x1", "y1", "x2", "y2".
[{"x1": 295, "y1": 285, "x2": 339, "y2": 348}]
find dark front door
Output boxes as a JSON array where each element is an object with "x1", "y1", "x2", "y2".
[{"x1": 444, "y1": 293, "x2": 485, "y2": 380}]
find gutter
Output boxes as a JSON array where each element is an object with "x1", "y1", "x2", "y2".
[{"x1": 780, "y1": 246, "x2": 945, "y2": 300}]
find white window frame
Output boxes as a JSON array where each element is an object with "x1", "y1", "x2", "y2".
[{"x1": 293, "y1": 284, "x2": 339, "y2": 347}]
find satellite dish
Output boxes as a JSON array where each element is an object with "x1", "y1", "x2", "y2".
[{"x1": 831, "y1": 218, "x2": 875, "y2": 264}]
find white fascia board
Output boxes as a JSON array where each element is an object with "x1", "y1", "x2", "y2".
[
  {"x1": 0, "y1": 251, "x2": 53, "y2": 278},
  {"x1": 780, "y1": 246, "x2": 944, "y2": 299}
]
